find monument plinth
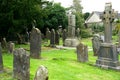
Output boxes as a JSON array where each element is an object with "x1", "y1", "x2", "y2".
[
  {"x1": 64, "y1": 13, "x2": 79, "y2": 47},
  {"x1": 96, "y1": 2, "x2": 120, "y2": 70}
]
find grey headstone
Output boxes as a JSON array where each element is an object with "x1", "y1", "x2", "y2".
[
  {"x1": 34, "y1": 65, "x2": 48, "y2": 80},
  {"x1": 76, "y1": 43, "x2": 88, "y2": 62},
  {"x1": 55, "y1": 30, "x2": 60, "y2": 45},
  {"x1": 76, "y1": 28, "x2": 80, "y2": 39},
  {"x1": 0, "y1": 43, "x2": 3, "y2": 71},
  {"x1": 50, "y1": 29, "x2": 55, "y2": 47},
  {"x1": 62, "y1": 29, "x2": 67, "y2": 46},
  {"x1": 92, "y1": 34, "x2": 103, "y2": 56},
  {"x1": 13, "y1": 48, "x2": 30, "y2": 80},
  {"x1": 1, "y1": 38, "x2": 7, "y2": 50},
  {"x1": 30, "y1": 27, "x2": 41, "y2": 59},
  {"x1": 7, "y1": 41, "x2": 15, "y2": 53}
]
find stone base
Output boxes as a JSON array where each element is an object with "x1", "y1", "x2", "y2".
[
  {"x1": 96, "y1": 43, "x2": 120, "y2": 70},
  {"x1": 64, "y1": 38, "x2": 79, "y2": 47}
]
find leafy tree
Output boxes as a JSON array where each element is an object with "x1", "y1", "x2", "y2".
[
  {"x1": 71, "y1": 0, "x2": 84, "y2": 28},
  {"x1": 84, "y1": 12, "x2": 90, "y2": 20}
]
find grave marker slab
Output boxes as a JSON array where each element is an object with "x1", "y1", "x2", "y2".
[
  {"x1": 13, "y1": 48, "x2": 30, "y2": 80},
  {"x1": 0, "y1": 43, "x2": 3, "y2": 71},
  {"x1": 30, "y1": 27, "x2": 41, "y2": 59},
  {"x1": 50, "y1": 29, "x2": 55, "y2": 47}
]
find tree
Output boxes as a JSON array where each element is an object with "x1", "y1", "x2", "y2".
[
  {"x1": 71, "y1": 0, "x2": 84, "y2": 28},
  {"x1": 84, "y1": 12, "x2": 90, "y2": 20}
]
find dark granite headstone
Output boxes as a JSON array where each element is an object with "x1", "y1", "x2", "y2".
[
  {"x1": 34, "y1": 65, "x2": 48, "y2": 80},
  {"x1": 76, "y1": 43, "x2": 88, "y2": 62},
  {"x1": 13, "y1": 48, "x2": 30, "y2": 80},
  {"x1": 0, "y1": 43, "x2": 3, "y2": 71},
  {"x1": 55, "y1": 30, "x2": 60, "y2": 45},
  {"x1": 50, "y1": 29, "x2": 55, "y2": 47},
  {"x1": 30, "y1": 27, "x2": 41, "y2": 59}
]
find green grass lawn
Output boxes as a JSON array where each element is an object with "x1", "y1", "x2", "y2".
[{"x1": 1, "y1": 38, "x2": 120, "y2": 80}]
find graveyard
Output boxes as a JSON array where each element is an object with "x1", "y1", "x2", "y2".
[
  {"x1": 1, "y1": 0, "x2": 120, "y2": 80},
  {"x1": 0, "y1": 38, "x2": 120, "y2": 80}
]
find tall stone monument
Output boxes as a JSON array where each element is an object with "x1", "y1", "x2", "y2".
[
  {"x1": 64, "y1": 13, "x2": 79, "y2": 47},
  {"x1": 96, "y1": 2, "x2": 120, "y2": 70},
  {"x1": 30, "y1": 27, "x2": 41, "y2": 59}
]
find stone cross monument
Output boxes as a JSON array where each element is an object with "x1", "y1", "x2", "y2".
[
  {"x1": 64, "y1": 13, "x2": 79, "y2": 47},
  {"x1": 96, "y1": 2, "x2": 120, "y2": 70}
]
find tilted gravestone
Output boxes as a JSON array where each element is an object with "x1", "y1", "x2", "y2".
[
  {"x1": 13, "y1": 48, "x2": 30, "y2": 80},
  {"x1": 62, "y1": 29, "x2": 67, "y2": 46},
  {"x1": 30, "y1": 27, "x2": 41, "y2": 59},
  {"x1": 34, "y1": 65, "x2": 48, "y2": 80},
  {"x1": 55, "y1": 30, "x2": 60, "y2": 45},
  {"x1": 92, "y1": 34, "x2": 103, "y2": 56},
  {"x1": 76, "y1": 43, "x2": 88, "y2": 62},
  {"x1": 7, "y1": 41, "x2": 15, "y2": 53},
  {"x1": 0, "y1": 43, "x2": 3, "y2": 72},
  {"x1": 64, "y1": 13, "x2": 79, "y2": 47},
  {"x1": 50, "y1": 29, "x2": 55, "y2": 47},
  {"x1": 96, "y1": 2, "x2": 120, "y2": 70}
]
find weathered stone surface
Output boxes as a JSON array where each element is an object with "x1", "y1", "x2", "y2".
[
  {"x1": 30, "y1": 27, "x2": 41, "y2": 59},
  {"x1": 34, "y1": 65, "x2": 48, "y2": 80},
  {"x1": 62, "y1": 29, "x2": 67, "y2": 46},
  {"x1": 1, "y1": 38, "x2": 7, "y2": 50},
  {"x1": 0, "y1": 43, "x2": 3, "y2": 71},
  {"x1": 76, "y1": 43, "x2": 88, "y2": 62},
  {"x1": 55, "y1": 30, "x2": 60, "y2": 45},
  {"x1": 7, "y1": 41, "x2": 15, "y2": 53},
  {"x1": 96, "y1": 2, "x2": 120, "y2": 70},
  {"x1": 76, "y1": 28, "x2": 80, "y2": 40},
  {"x1": 92, "y1": 34, "x2": 103, "y2": 56},
  {"x1": 50, "y1": 29, "x2": 55, "y2": 47},
  {"x1": 13, "y1": 48, "x2": 30, "y2": 80},
  {"x1": 64, "y1": 13, "x2": 79, "y2": 47}
]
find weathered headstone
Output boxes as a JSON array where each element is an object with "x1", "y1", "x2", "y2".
[
  {"x1": 76, "y1": 43, "x2": 88, "y2": 62},
  {"x1": 96, "y1": 2, "x2": 120, "y2": 70},
  {"x1": 64, "y1": 13, "x2": 79, "y2": 47},
  {"x1": 92, "y1": 34, "x2": 103, "y2": 56},
  {"x1": 76, "y1": 28, "x2": 80, "y2": 40},
  {"x1": 25, "y1": 31, "x2": 29, "y2": 43},
  {"x1": 7, "y1": 41, "x2": 15, "y2": 53},
  {"x1": 1, "y1": 38, "x2": 7, "y2": 50},
  {"x1": 55, "y1": 30, "x2": 60, "y2": 45},
  {"x1": 50, "y1": 29, "x2": 55, "y2": 47},
  {"x1": 34, "y1": 65, "x2": 48, "y2": 80},
  {"x1": 0, "y1": 43, "x2": 3, "y2": 72},
  {"x1": 13, "y1": 48, "x2": 30, "y2": 80},
  {"x1": 62, "y1": 29, "x2": 67, "y2": 46},
  {"x1": 30, "y1": 27, "x2": 41, "y2": 59}
]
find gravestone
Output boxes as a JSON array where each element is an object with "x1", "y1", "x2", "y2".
[
  {"x1": 7, "y1": 41, "x2": 15, "y2": 53},
  {"x1": 55, "y1": 30, "x2": 60, "y2": 45},
  {"x1": 13, "y1": 48, "x2": 30, "y2": 80},
  {"x1": 0, "y1": 43, "x2": 3, "y2": 72},
  {"x1": 1, "y1": 38, "x2": 7, "y2": 50},
  {"x1": 92, "y1": 34, "x2": 103, "y2": 56},
  {"x1": 25, "y1": 31, "x2": 29, "y2": 43},
  {"x1": 30, "y1": 27, "x2": 41, "y2": 59},
  {"x1": 62, "y1": 29, "x2": 67, "y2": 46},
  {"x1": 76, "y1": 28, "x2": 80, "y2": 40},
  {"x1": 76, "y1": 43, "x2": 88, "y2": 62},
  {"x1": 50, "y1": 29, "x2": 55, "y2": 47},
  {"x1": 96, "y1": 2, "x2": 120, "y2": 70},
  {"x1": 34, "y1": 65, "x2": 48, "y2": 80},
  {"x1": 64, "y1": 13, "x2": 79, "y2": 47}
]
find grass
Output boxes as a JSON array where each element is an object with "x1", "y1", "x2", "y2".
[{"x1": 1, "y1": 38, "x2": 120, "y2": 80}]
